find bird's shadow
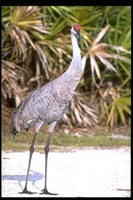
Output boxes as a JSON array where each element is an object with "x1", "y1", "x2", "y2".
[{"x1": 2, "y1": 169, "x2": 44, "y2": 191}]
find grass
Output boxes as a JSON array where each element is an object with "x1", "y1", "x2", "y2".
[{"x1": 2, "y1": 114, "x2": 131, "y2": 153}]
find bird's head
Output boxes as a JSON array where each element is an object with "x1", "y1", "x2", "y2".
[{"x1": 71, "y1": 24, "x2": 81, "y2": 38}]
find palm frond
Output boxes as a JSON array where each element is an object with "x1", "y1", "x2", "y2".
[
  {"x1": 62, "y1": 92, "x2": 98, "y2": 127},
  {"x1": 92, "y1": 25, "x2": 110, "y2": 46},
  {"x1": 81, "y1": 25, "x2": 130, "y2": 82},
  {"x1": 2, "y1": 59, "x2": 28, "y2": 106}
]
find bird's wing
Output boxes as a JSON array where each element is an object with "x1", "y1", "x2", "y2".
[{"x1": 19, "y1": 82, "x2": 53, "y2": 116}]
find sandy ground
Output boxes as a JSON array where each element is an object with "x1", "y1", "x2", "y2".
[{"x1": 2, "y1": 147, "x2": 131, "y2": 197}]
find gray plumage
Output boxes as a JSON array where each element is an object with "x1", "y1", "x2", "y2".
[{"x1": 9, "y1": 24, "x2": 82, "y2": 195}]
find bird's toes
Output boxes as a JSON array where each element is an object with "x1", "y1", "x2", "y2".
[
  {"x1": 40, "y1": 188, "x2": 58, "y2": 195},
  {"x1": 19, "y1": 188, "x2": 37, "y2": 194}
]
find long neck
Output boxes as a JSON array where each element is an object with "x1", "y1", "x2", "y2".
[
  {"x1": 55, "y1": 32, "x2": 82, "y2": 96},
  {"x1": 71, "y1": 33, "x2": 81, "y2": 59},
  {"x1": 65, "y1": 33, "x2": 82, "y2": 79}
]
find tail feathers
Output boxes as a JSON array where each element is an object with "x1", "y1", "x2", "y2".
[{"x1": 9, "y1": 105, "x2": 21, "y2": 140}]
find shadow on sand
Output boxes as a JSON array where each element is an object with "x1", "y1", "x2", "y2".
[{"x1": 2, "y1": 170, "x2": 44, "y2": 191}]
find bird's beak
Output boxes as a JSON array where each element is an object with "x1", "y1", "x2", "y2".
[{"x1": 77, "y1": 30, "x2": 80, "y2": 37}]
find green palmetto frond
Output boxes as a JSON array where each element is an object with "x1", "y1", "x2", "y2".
[
  {"x1": 99, "y1": 89, "x2": 131, "y2": 126},
  {"x1": 2, "y1": 6, "x2": 50, "y2": 106},
  {"x1": 9, "y1": 6, "x2": 48, "y2": 32},
  {"x1": 2, "y1": 6, "x2": 49, "y2": 60}
]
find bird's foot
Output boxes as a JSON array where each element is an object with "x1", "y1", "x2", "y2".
[
  {"x1": 40, "y1": 188, "x2": 58, "y2": 195},
  {"x1": 19, "y1": 188, "x2": 37, "y2": 194}
]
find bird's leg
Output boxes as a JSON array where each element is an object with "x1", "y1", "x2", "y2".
[
  {"x1": 20, "y1": 132, "x2": 37, "y2": 194},
  {"x1": 40, "y1": 132, "x2": 58, "y2": 195}
]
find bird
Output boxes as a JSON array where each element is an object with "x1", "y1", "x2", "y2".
[{"x1": 9, "y1": 24, "x2": 82, "y2": 195}]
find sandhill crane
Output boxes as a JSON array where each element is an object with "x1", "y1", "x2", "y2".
[{"x1": 9, "y1": 24, "x2": 82, "y2": 195}]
